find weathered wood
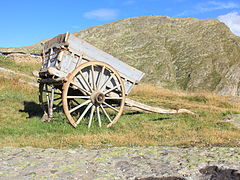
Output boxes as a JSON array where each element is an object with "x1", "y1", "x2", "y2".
[
  {"x1": 36, "y1": 32, "x2": 195, "y2": 128},
  {"x1": 62, "y1": 61, "x2": 126, "y2": 128},
  {"x1": 41, "y1": 33, "x2": 145, "y2": 95},
  {"x1": 37, "y1": 77, "x2": 64, "y2": 84},
  {"x1": 125, "y1": 98, "x2": 195, "y2": 115},
  {"x1": 47, "y1": 67, "x2": 67, "y2": 78}
]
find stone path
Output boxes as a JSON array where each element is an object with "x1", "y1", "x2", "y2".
[{"x1": 0, "y1": 146, "x2": 239, "y2": 179}]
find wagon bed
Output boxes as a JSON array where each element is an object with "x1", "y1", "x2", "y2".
[
  {"x1": 35, "y1": 32, "x2": 145, "y2": 128},
  {"x1": 41, "y1": 33, "x2": 144, "y2": 95}
]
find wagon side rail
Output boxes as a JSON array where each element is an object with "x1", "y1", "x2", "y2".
[{"x1": 40, "y1": 33, "x2": 145, "y2": 95}]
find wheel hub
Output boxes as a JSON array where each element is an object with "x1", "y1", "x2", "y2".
[{"x1": 91, "y1": 91, "x2": 105, "y2": 105}]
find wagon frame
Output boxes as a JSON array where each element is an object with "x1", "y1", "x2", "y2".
[
  {"x1": 36, "y1": 32, "x2": 145, "y2": 128},
  {"x1": 34, "y1": 33, "x2": 194, "y2": 128}
]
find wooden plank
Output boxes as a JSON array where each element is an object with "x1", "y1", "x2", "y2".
[
  {"x1": 41, "y1": 33, "x2": 145, "y2": 95},
  {"x1": 67, "y1": 34, "x2": 145, "y2": 84},
  {"x1": 125, "y1": 98, "x2": 195, "y2": 115}
]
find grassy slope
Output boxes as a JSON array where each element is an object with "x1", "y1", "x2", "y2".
[
  {"x1": 74, "y1": 16, "x2": 240, "y2": 95},
  {"x1": 0, "y1": 58, "x2": 239, "y2": 149},
  {"x1": 0, "y1": 55, "x2": 41, "y2": 76}
]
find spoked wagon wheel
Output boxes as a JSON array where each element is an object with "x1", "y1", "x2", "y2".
[
  {"x1": 39, "y1": 83, "x2": 63, "y2": 121},
  {"x1": 62, "y1": 61, "x2": 125, "y2": 128}
]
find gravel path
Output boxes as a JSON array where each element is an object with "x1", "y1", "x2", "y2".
[{"x1": 0, "y1": 146, "x2": 239, "y2": 180}]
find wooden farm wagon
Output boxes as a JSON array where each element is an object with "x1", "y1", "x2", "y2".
[{"x1": 34, "y1": 33, "x2": 193, "y2": 128}]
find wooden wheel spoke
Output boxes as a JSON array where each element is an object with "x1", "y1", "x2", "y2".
[
  {"x1": 100, "y1": 73, "x2": 114, "y2": 91},
  {"x1": 54, "y1": 97, "x2": 62, "y2": 101},
  {"x1": 103, "y1": 102, "x2": 119, "y2": 112},
  {"x1": 105, "y1": 97, "x2": 123, "y2": 100},
  {"x1": 42, "y1": 90, "x2": 62, "y2": 95},
  {"x1": 91, "y1": 65, "x2": 96, "y2": 90},
  {"x1": 72, "y1": 99, "x2": 80, "y2": 105},
  {"x1": 96, "y1": 106, "x2": 101, "y2": 127},
  {"x1": 100, "y1": 104, "x2": 112, "y2": 123},
  {"x1": 40, "y1": 85, "x2": 62, "y2": 110},
  {"x1": 55, "y1": 100, "x2": 62, "y2": 107},
  {"x1": 75, "y1": 76, "x2": 89, "y2": 92},
  {"x1": 69, "y1": 100, "x2": 91, "y2": 113},
  {"x1": 76, "y1": 103, "x2": 93, "y2": 125},
  {"x1": 70, "y1": 81, "x2": 91, "y2": 95},
  {"x1": 103, "y1": 84, "x2": 121, "y2": 95},
  {"x1": 97, "y1": 66, "x2": 105, "y2": 89},
  {"x1": 79, "y1": 71, "x2": 93, "y2": 93},
  {"x1": 88, "y1": 105, "x2": 96, "y2": 128},
  {"x1": 39, "y1": 84, "x2": 63, "y2": 119},
  {"x1": 45, "y1": 85, "x2": 50, "y2": 106},
  {"x1": 63, "y1": 61, "x2": 125, "y2": 128},
  {"x1": 67, "y1": 96, "x2": 90, "y2": 99},
  {"x1": 50, "y1": 87, "x2": 55, "y2": 107}
]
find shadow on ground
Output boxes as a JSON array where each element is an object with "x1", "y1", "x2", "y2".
[
  {"x1": 150, "y1": 117, "x2": 172, "y2": 121},
  {"x1": 135, "y1": 166, "x2": 240, "y2": 180},
  {"x1": 19, "y1": 101, "x2": 43, "y2": 118},
  {"x1": 125, "y1": 111, "x2": 143, "y2": 115}
]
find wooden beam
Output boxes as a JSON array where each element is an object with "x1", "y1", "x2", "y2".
[{"x1": 125, "y1": 98, "x2": 195, "y2": 115}]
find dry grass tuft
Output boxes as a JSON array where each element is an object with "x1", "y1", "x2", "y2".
[{"x1": 130, "y1": 83, "x2": 240, "y2": 113}]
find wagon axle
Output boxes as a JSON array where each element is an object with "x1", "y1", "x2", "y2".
[{"x1": 91, "y1": 91, "x2": 105, "y2": 105}]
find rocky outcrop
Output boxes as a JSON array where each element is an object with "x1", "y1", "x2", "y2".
[{"x1": 0, "y1": 146, "x2": 239, "y2": 179}]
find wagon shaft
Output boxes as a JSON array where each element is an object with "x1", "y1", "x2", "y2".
[{"x1": 125, "y1": 98, "x2": 195, "y2": 115}]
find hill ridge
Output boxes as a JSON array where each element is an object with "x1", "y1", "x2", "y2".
[{"x1": 1, "y1": 15, "x2": 240, "y2": 96}]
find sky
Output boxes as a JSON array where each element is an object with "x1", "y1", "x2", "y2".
[{"x1": 0, "y1": 0, "x2": 240, "y2": 47}]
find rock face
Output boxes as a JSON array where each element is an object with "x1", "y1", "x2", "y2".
[
  {"x1": 0, "y1": 146, "x2": 239, "y2": 179},
  {"x1": 2, "y1": 16, "x2": 240, "y2": 96}
]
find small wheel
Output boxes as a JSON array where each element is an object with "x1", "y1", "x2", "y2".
[
  {"x1": 62, "y1": 61, "x2": 125, "y2": 128},
  {"x1": 39, "y1": 83, "x2": 63, "y2": 120}
]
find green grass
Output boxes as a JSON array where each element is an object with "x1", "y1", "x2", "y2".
[
  {"x1": 0, "y1": 55, "x2": 41, "y2": 75},
  {"x1": 0, "y1": 76, "x2": 239, "y2": 149},
  {"x1": 183, "y1": 95, "x2": 208, "y2": 103},
  {"x1": 0, "y1": 56, "x2": 239, "y2": 148}
]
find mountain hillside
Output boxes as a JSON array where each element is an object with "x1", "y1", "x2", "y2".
[
  {"x1": 0, "y1": 41, "x2": 44, "y2": 54},
  {"x1": 1, "y1": 16, "x2": 240, "y2": 96}
]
